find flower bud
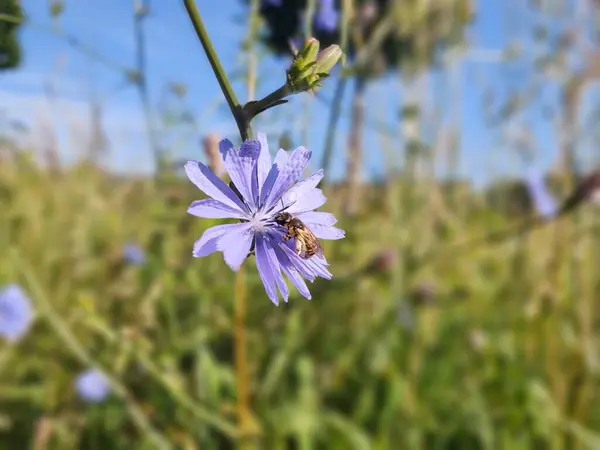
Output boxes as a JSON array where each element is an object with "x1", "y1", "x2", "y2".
[
  {"x1": 314, "y1": 44, "x2": 343, "y2": 78},
  {"x1": 286, "y1": 38, "x2": 343, "y2": 93}
]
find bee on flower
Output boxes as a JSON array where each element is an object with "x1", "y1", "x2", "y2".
[{"x1": 184, "y1": 132, "x2": 344, "y2": 305}]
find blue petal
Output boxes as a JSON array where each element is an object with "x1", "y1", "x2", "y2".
[
  {"x1": 314, "y1": 0, "x2": 339, "y2": 32},
  {"x1": 286, "y1": 188, "x2": 327, "y2": 214},
  {"x1": 273, "y1": 246, "x2": 312, "y2": 300},
  {"x1": 193, "y1": 223, "x2": 244, "y2": 257},
  {"x1": 305, "y1": 255, "x2": 333, "y2": 280},
  {"x1": 525, "y1": 171, "x2": 557, "y2": 218},
  {"x1": 256, "y1": 133, "x2": 272, "y2": 197},
  {"x1": 262, "y1": 235, "x2": 289, "y2": 302},
  {"x1": 0, "y1": 284, "x2": 33, "y2": 342},
  {"x1": 296, "y1": 211, "x2": 337, "y2": 227},
  {"x1": 259, "y1": 149, "x2": 289, "y2": 207},
  {"x1": 262, "y1": 146, "x2": 312, "y2": 210},
  {"x1": 281, "y1": 169, "x2": 324, "y2": 207},
  {"x1": 75, "y1": 370, "x2": 110, "y2": 403},
  {"x1": 255, "y1": 235, "x2": 281, "y2": 305},
  {"x1": 221, "y1": 140, "x2": 261, "y2": 209},
  {"x1": 188, "y1": 199, "x2": 248, "y2": 219},
  {"x1": 219, "y1": 138, "x2": 234, "y2": 158},
  {"x1": 302, "y1": 223, "x2": 345, "y2": 240},
  {"x1": 184, "y1": 161, "x2": 250, "y2": 214},
  {"x1": 216, "y1": 223, "x2": 254, "y2": 271},
  {"x1": 279, "y1": 244, "x2": 328, "y2": 282}
]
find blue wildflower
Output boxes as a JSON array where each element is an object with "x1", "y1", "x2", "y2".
[
  {"x1": 314, "y1": 0, "x2": 339, "y2": 33},
  {"x1": 123, "y1": 243, "x2": 146, "y2": 265},
  {"x1": 0, "y1": 284, "x2": 33, "y2": 342},
  {"x1": 185, "y1": 132, "x2": 344, "y2": 305},
  {"x1": 75, "y1": 369, "x2": 110, "y2": 403},
  {"x1": 525, "y1": 170, "x2": 558, "y2": 219}
]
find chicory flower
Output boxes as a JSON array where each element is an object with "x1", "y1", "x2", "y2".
[
  {"x1": 314, "y1": 0, "x2": 339, "y2": 33},
  {"x1": 75, "y1": 369, "x2": 111, "y2": 403},
  {"x1": 0, "y1": 284, "x2": 33, "y2": 342},
  {"x1": 525, "y1": 170, "x2": 558, "y2": 219},
  {"x1": 185, "y1": 132, "x2": 344, "y2": 305},
  {"x1": 122, "y1": 243, "x2": 146, "y2": 266}
]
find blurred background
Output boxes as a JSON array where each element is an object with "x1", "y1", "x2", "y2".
[{"x1": 2, "y1": 0, "x2": 600, "y2": 448}]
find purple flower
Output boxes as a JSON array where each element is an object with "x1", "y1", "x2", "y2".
[
  {"x1": 0, "y1": 284, "x2": 33, "y2": 342},
  {"x1": 123, "y1": 243, "x2": 146, "y2": 266},
  {"x1": 314, "y1": 0, "x2": 339, "y2": 33},
  {"x1": 261, "y1": 0, "x2": 282, "y2": 6},
  {"x1": 185, "y1": 132, "x2": 344, "y2": 305},
  {"x1": 525, "y1": 170, "x2": 558, "y2": 218},
  {"x1": 75, "y1": 369, "x2": 110, "y2": 403}
]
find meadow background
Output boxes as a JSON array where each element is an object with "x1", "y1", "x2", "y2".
[{"x1": 2, "y1": 0, "x2": 600, "y2": 449}]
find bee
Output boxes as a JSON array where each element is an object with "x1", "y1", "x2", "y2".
[{"x1": 275, "y1": 211, "x2": 323, "y2": 259}]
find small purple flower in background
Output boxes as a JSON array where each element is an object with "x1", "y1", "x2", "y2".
[
  {"x1": 185, "y1": 132, "x2": 344, "y2": 305},
  {"x1": 75, "y1": 369, "x2": 110, "y2": 403},
  {"x1": 122, "y1": 242, "x2": 146, "y2": 266},
  {"x1": 525, "y1": 170, "x2": 558, "y2": 219},
  {"x1": 261, "y1": 0, "x2": 282, "y2": 6},
  {"x1": 0, "y1": 284, "x2": 33, "y2": 342},
  {"x1": 314, "y1": 0, "x2": 339, "y2": 33}
]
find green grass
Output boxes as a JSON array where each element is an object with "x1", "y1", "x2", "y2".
[{"x1": 1, "y1": 151, "x2": 600, "y2": 450}]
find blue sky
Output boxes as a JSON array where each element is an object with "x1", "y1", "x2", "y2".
[{"x1": 1, "y1": 0, "x2": 596, "y2": 185}]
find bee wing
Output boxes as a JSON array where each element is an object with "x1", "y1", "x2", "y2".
[{"x1": 296, "y1": 226, "x2": 323, "y2": 259}]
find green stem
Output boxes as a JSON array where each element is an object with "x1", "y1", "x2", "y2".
[
  {"x1": 182, "y1": 0, "x2": 252, "y2": 140},
  {"x1": 243, "y1": 85, "x2": 291, "y2": 119}
]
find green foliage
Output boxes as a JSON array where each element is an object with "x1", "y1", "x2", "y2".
[
  {"x1": 1, "y1": 151, "x2": 600, "y2": 449},
  {"x1": 0, "y1": 0, "x2": 23, "y2": 70}
]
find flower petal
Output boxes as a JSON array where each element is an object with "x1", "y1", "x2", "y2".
[
  {"x1": 281, "y1": 169, "x2": 324, "y2": 207},
  {"x1": 286, "y1": 188, "x2": 327, "y2": 214},
  {"x1": 274, "y1": 246, "x2": 312, "y2": 300},
  {"x1": 218, "y1": 138, "x2": 234, "y2": 158},
  {"x1": 216, "y1": 223, "x2": 254, "y2": 271},
  {"x1": 188, "y1": 199, "x2": 248, "y2": 219},
  {"x1": 255, "y1": 235, "x2": 281, "y2": 305},
  {"x1": 221, "y1": 139, "x2": 261, "y2": 209},
  {"x1": 185, "y1": 161, "x2": 249, "y2": 214},
  {"x1": 305, "y1": 255, "x2": 333, "y2": 279},
  {"x1": 280, "y1": 244, "x2": 328, "y2": 282},
  {"x1": 259, "y1": 148, "x2": 289, "y2": 207},
  {"x1": 262, "y1": 146, "x2": 312, "y2": 210},
  {"x1": 256, "y1": 133, "x2": 272, "y2": 193},
  {"x1": 307, "y1": 224, "x2": 345, "y2": 240},
  {"x1": 193, "y1": 223, "x2": 242, "y2": 257},
  {"x1": 525, "y1": 170, "x2": 557, "y2": 218},
  {"x1": 262, "y1": 235, "x2": 289, "y2": 302},
  {"x1": 296, "y1": 211, "x2": 337, "y2": 227}
]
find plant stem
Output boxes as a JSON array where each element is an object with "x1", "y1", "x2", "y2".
[
  {"x1": 182, "y1": 0, "x2": 252, "y2": 140},
  {"x1": 243, "y1": 85, "x2": 291, "y2": 118},
  {"x1": 234, "y1": 265, "x2": 251, "y2": 448},
  {"x1": 234, "y1": 1, "x2": 260, "y2": 447}
]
